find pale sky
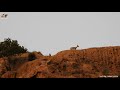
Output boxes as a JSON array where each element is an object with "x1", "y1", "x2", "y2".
[{"x1": 0, "y1": 12, "x2": 120, "y2": 55}]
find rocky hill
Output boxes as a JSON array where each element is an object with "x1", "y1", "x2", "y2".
[{"x1": 1, "y1": 46, "x2": 120, "y2": 78}]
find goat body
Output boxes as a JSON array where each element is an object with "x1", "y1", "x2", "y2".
[{"x1": 70, "y1": 45, "x2": 79, "y2": 50}]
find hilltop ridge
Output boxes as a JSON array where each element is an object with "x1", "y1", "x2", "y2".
[{"x1": 0, "y1": 46, "x2": 120, "y2": 78}]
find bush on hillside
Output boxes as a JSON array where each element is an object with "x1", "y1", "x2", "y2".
[
  {"x1": 28, "y1": 52, "x2": 36, "y2": 61},
  {"x1": 0, "y1": 38, "x2": 27, "y2": 57}
]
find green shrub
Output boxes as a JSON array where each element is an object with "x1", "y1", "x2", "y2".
[
  {"x1": 72, "y1": 63, "x2": 79, "y2": 69},
  {"x1": 28, "y1": 52, "x2": 36, "y2": 61},
  {"x1": 103, "y1": 69, "x2": 109, "y2": 75},
  {"x1": 0, "y1": 38, "x2": 27, "y2": 57}
]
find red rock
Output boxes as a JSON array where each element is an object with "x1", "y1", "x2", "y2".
[
  {"x1": 1, "y1": 71, "x2": 16, "y2": 78},
  {"x1": 16, "y1": 59, "x2": 49, "y2": 78},
  {"x1": 0, "y1": 58, "x2": 10, "y2": 77},
  {"x1": 2, "y1": 46, "x2": 120, "y2": 78}
]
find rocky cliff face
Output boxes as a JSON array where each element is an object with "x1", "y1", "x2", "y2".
[
  {"x1": 1, "y1": 46, "x2": 120, "y2": 78},
  {"x1": 0, "y1": 58, "x2": 10, "y2": 77}
]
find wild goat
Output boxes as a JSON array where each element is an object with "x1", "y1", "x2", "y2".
[
  {"x1": 70, "y1": 45, "x2": 79, "y2": 50},
  {"x1": 49, "y1": 53, "x2": 51, "y2": 56}
]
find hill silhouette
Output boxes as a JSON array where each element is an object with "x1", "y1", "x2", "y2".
[{"x1": 1, "y1": 46, "x2": 120, "y2": 78}]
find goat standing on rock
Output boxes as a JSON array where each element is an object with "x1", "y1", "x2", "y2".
[
  {"x1": 70, "y1": 45, "x2": 79, "y2": 50},
  {"x1": 49, "y1": 53, "x2": 51, "y2": 56}
]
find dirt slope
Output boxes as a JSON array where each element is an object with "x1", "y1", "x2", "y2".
[{"x1": 1, "y1": 46, "x2": 120, "y2": 78}]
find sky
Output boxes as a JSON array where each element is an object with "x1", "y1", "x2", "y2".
[{"x1": 0, "y1": 12, "x2": 120, "y2": 55}]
